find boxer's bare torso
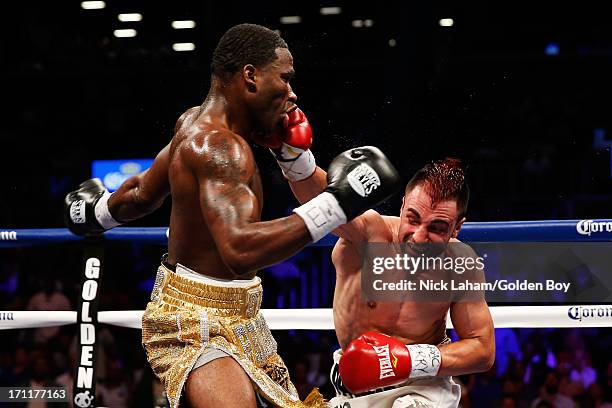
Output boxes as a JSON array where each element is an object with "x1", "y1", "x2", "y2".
[
  {"x1": 105, "y1": 47, "x2": 317, "y2": 285},
  {"x1": 332, "y1": 212, "x2": 449, "y2": 349},
  {"x1": 166, "y1": 106, "x2": 263, "y2": 279},
  {"x1": 290, "y1": 166, "x2": 495, "y2": 376}
]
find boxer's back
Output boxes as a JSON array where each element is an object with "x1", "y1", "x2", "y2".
[{"x1": 165, "y1": 107, "x2": 262, "y2": 280}]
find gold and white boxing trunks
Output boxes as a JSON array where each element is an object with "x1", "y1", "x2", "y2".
[{"x1": 141, "y1": 262, "x2": 325, "y2": 408}]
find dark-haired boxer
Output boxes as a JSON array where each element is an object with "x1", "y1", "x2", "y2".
[
  {"x1": 64, "y1": 23, "x2": 402, "y2": 408},
  {"x1": 284, "y1": 157, "x2": 495, "y2": 407}
]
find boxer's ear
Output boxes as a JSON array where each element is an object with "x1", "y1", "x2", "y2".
[
  {"x1": 243, "y1": 64, "x2": 257, "y2": 92},
  {"x1": 452, "y1": 217, "x2": 466, "y2": 238},
  {"x1": 399, "y1": 196, "x2": 407, "y2": 219}
]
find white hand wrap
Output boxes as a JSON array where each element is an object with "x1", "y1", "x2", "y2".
[
  {"x1": 293, "y1": 192, "x2": 347, "y2": 242},
  {"x1": 407, "y1": 344, "x2": 442, "y2": 378},
  {"x1": 271, "y1": 143, "x2": 316, "y2": 181},
  {"x1": 94, "y1": 191, "x2": 122, "y2": 230}
]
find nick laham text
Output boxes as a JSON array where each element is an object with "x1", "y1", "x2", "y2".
[{"x1": 372, "y1": 279, "x2": 571, "y2": 293}]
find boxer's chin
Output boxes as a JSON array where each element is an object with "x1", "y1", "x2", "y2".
[
  {"x1": 274, "y1": 114, "x2": 287, "y2": 132},
  {"x1": 259, "y1": 117, "x2": 283, "y2": 137}
]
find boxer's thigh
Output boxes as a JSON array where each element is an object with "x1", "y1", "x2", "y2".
[{"x1": 184, "y1": 356, "x2": 257, "y2": 408}]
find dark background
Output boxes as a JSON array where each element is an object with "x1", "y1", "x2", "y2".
[
  {"x1": 1, "y1": 1, "x2": 612, "y2": 227},
  {"x1": 1, "y1": 1, "x2": 612, "y2": 407}
]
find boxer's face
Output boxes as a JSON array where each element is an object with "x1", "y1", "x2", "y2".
[
  {"x1": 397, "y1": 184, "x2": 465, "y2": 245},
  {"x1": 247, "y1": 48, "x2": 297, "y2": 134}
]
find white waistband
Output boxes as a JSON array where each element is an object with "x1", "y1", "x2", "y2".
[{"x1": 175, "y1": 263, "x2": 261, "y2": 288}]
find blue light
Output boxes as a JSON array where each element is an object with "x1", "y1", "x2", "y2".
[
  {"x1": 545, "y1": 42, "x2": 559, "y2": 56},
  {"x1": 92, "y1": 158, "x2": 154, "y2": 191}
]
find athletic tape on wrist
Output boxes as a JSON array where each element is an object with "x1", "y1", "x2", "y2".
[
  {"x1": 272, "y1": 144, "x2": 316, "y2": 181},
  {"x1": 407, "y1": 344, "x2": 442, "y2": 378},
  {"x1": 293, "y1": 192, "x2": 347, "y2": 242},
  {"x1": 94, "y1": 192, "x2": 121, "y2": 230}
]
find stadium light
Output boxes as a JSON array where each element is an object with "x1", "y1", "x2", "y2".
[
  {"x1": 171, "y1": 20, "x2": 196, "y2": 29},
  {"x1": 320, "y1": 7, "x2": 341, "y2": 15},
  {"x1": 172, "y1": 43, "x2": 196, "y2": 52},
  {"x1": 81, "y1": 1, "x2": 105, "y2": 10},
  {"x1": 113, "y1": 29, "x2": 137, "y2": 38},
  {"x1": 280, "y1": 16, "x2": 301, "y2": 24},
  {"x1": 118, "y1": 13, "x2": 142, "y2": 22}
]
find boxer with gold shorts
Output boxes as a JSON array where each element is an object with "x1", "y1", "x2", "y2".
[{"x1": 64, "y1": 23, "x2": 401, "y2": 407}]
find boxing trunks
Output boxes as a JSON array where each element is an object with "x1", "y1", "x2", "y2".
[
  {"x1": 329, "y1": 337, "x2": 460, "y2": 408},
  {"x1": 141, "y1": 261, "x2": 325, "y2": 408}
]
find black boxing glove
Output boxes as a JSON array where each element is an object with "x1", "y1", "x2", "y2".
[
  {"x1": 293, "y1": 146, "x2": 401, "y2": 242},
  {"x1": 64, "y1": 178, "x2": 121, "y2": 236},
  {"x1": 325, "y1": 146, "x2": 401, "y2": 219}
]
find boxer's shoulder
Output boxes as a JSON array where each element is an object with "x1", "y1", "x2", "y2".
[
  {"x1": 333, "y1": 210, "x2": 394, "y2": 251},
  {"x1": 361, "y1": 210, "x2": 395, "y2": 239},
  {"x1": 180, "y1": 128, "x2": 255, "y2": 179},
  {"x1": 356, "y1": 212, "x2": 398, "y2": 243},
  {"x1": 381, "y1": 214, "x2": 400, "y2": 235},
  {"x1": 174, "y1": 106, "x2": 202, "y2": 133},
  {"x1": 447, "y1": 238, "x2": 478, "y2": 258}
]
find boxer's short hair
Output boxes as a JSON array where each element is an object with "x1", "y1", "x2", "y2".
[
  {"x1": 212, "y1": 23, "x2": 288, "y2": 78},
  {"x1": 405, "y1": 158, "x2": 469, "y2": 219}
]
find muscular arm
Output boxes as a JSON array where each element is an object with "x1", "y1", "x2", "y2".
[
  {"x1": 288, "y1": 166, "x2": 327, "y2": 203},
  {"x1": 289, "y1": 167, "x2": 371, "y2": 243},
  {"x1": 107, "y1": 143, "x2": 171, "y2": 222},
  {"x1": 437, "y1": 299, "x2": 495, "y2": 376},
  {"x1": 195, "y1": 132, "x2": 312, "y2": 275}
]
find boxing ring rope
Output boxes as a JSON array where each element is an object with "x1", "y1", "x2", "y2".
[
  {"x1": 1, "y1": 305, "x2": 612, "y2": 331},
  {"x1": 2, "y1": 218, "x2": 612, "y2": 247},
  {"x1": 2, "y1": 219, "x2": 612, "y2": 331},
  {"x1": 0, "y1": 227, "x2": 337, "y2": 247}
]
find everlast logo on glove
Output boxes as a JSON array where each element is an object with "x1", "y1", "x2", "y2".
[
  {"x1": 70, "y1": 200, "x2": 87, "y2": 224},
  {"x1": 347, "y1": 163, "x2": 381, "y2": 197},
  {"x1": 373, "y1": 344, "x2": 397, "y2": 379}
]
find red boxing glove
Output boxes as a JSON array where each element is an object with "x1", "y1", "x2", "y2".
[
  {"x1": 338, "y1": 332, "x2": 441, "y2": 394},
  {"x1": 264, "y1": 107, "x2": 313, "y2": 150},
  {"x1": 339, "y1": 332, "x2": 413, "y2": 394},
  {"x1": 267, "y1": 108, "x2": 316, "y2": 181}
]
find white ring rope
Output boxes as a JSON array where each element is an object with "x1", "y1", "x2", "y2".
[{"x1": 1, "y1": 305, "x2": 611, "y2": 330}]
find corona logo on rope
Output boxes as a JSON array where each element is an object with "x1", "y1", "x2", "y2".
[
  {"x1": 567, "y1": 305, "x2": 612, "y2": 322},
  {"x1": 576, "y1": 219, "x2": 612, "y2": 236}
]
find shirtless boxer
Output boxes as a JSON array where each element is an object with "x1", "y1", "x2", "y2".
[
  {"x1": 63, "y1": 24, "x2": 401, "y2": 408},
  {"x1": 273, "y1": 145, "x2": 495, "y2": 407}
]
